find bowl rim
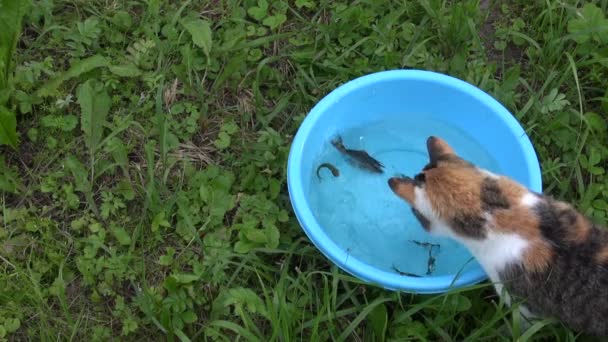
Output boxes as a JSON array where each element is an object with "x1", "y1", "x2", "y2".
[{"x1": 286, "y1": 69, "x2": 543, "y2": 293}]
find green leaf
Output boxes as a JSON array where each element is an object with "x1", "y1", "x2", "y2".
[
  {"x1": 247, "y1": 0, "x2": 268, "y2": 21},
  {"x1": 368, "y1": 303, "x2": 388, "y2": 341},
  {"x1": 295, "y1": 0, "x2": 315, "y2": 9},
  {"x1": 245, "y1": 229, "x2": 266, "y2": 243},
  {"x1": 40, "y1": 114, "x2": 78, "y2": 131},
  {"x1": 174, "y1": 329, "x2": 192, "y2": 342},
  {"x1": 109, "y1": 64, "x2": 142, "y2": 77},
  {"x1": 222, "y1": 121, "x2": 238, "y2": 134},
  {"x1": 234, "y1": 240, "x2": 256, "y2": 254},
  {"x1": 567, "y1": 3, "x2": 608, "y2": 44},
  {"x1": 159, "y1": 247, "x2": 175, "y2": 266},
  {"x1": 106, "y1": 137, "x2": 129, "y2": 169},
  {"x1": 181, "y1": 311, "x2": 197, "y2": 324},
  {"x1": 585, "y1": 112, "x2": 606, "y2": 133},
  {"x1": 37, "y1": 55, "x2": 110, "y2": 97},
  {"x1": 77, "y1": 79, "x2": 111, "y2": 155},
  {"x1": 172, "y1": 273, "x2": 200, "y2": 284},
  {"x1": 0, "y1": 155, "x2": 20, "y2": 193},
  {"x1": 0, "y1": 107, "x2": 17, "y2": 148},
  {"x1": 151, "y1": 211, "x2": 170, "y2": 232},
  {"x1": 214, "y1": 131, "x2": 231, "y2": 149},
  {"x1": 448, "y1": 294, "x2": 472, "y2": 312},
  {"x1": 4, "y1": 318, "x2": 20, "y2": 333},
  {"x1": 111, "y1": 10, "x2": 133, "y2": 30},
  {"x1": 182, "y1": 19, "x2": 213, "y2": 58},
  {"x1": 262, "y1": 14, "x2": 287, "y2": 30},
  {"x1": 65, "y1": 155, "x2": 90, "y2": 193},
  {"x1": 199, "y1": 184, "x2": 209, "y2": 203},
  {"x1": 265, "y1": 223, "x2": 279, "y2": 248},
  {"x1": 115, "y1": 180, "x2": 135, "y2": 200},
  {"x1": 0, "y1": 0, "x2": 32, "y2": 91},
  {"x1": 112, "y1": 227, "x2": 132, "y2": 245}
]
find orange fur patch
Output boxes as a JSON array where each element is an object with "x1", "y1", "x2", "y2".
[
  {"x1": 497, "y1": 178, "x2": 527, "y2": 206},
  {"x1": 595, "y1": 247, "x2": 608, "y2": 264},
  {"x1": 523, "y1": 241, "x2": 554, "y2": 273},
  {"x1": 492, "y1": 208, "x2": 539, "y2": 240},
  {"x1": 388, "y1": 178, "x2": 415, "y2": 204},
  {"x1": 553, "y1": 201, "x2": 591, "y2": 244},
  {"x1": 491, "y1": 203, "x2": 554, "y2": 272},
  {"x1": 424, "y1": 167, "x2": 484, "y2": 219}
]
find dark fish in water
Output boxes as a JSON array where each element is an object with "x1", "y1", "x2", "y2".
[
  {"x1": 331, "y1": 136, "x2": 384, "y2": 173},
  {"x1": 316, "y1": 163, "x2": 340, "y2": 179},
  {"x1": 392, "y1": 264, "x2": 422, "y2": 277},
  {"x1": 410, "y1": 240, "x2": 440, "y2": 275},
  {"x1": 410, "y1": 240, "x2": 441, "y2": 250},
  {"x1": 426, "y1": 254, "x2": 436, "y2": 275}
]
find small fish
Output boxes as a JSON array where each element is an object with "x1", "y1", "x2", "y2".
[
  {"x1": 331, "y1": 136, "x2": 384, "y2": 173},
  {"x1": 410, "y1": 240, "x2": 441, "y2": 250},
  {"x1": 426, "y1": 254, "x2": 436, "y2": 275},
  {"x1": 316, "y1": 163, "x2": 340, "y2": 179},
  {"x1": 392, "y1": 264, "x2": 422, "y2": 277}
]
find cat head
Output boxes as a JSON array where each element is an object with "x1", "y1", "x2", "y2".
[{"x1": 387, "y1": 136, "x2": 527, "y2": 241}]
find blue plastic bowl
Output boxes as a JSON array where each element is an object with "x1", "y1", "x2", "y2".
[{"x1": 287, "y1": 69, "x2": 542, "y2": 294}]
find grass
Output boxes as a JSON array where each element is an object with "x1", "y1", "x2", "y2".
[{"x1": 1, "y1": 0, "x2": 608, "y2": 340}]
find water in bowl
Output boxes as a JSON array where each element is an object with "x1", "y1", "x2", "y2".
[{"x1": 308, "y1": 116, "x2": 500, "y2": 278}]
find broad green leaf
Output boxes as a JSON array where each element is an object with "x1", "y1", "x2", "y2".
[
  {"x1": 368, "y1": 303, "x2": 388, "y2": 341},
  {"x1": 77, "y1": 79, "x2": 111, "y2": 155},
  {"x1": 245, "y1": 229, "x2": 266, "y2": 243},
  {"x1": 112, "y1": 227, "x2": 132, "y2": 245},
  {"x1": 567, "y1": 3, "x2": 608, "y2": 44},
  {"x1": 109, "y1": 64, "x2": 142, "y2": 77},
  {"x1": 214, "y1": 131, "x2": 230, "y2": 149},
  {"x1": 65, "y1": 155, "x2": 90, "y2": 193},
  {"x1": 105, "y1": 137, "x2": 129, "y2": 168},
  {"x1": 37, "y1": 55, "x2": 109, "y2": 97},
  {"x1": 3, "y1": 318, "x2": 20, "y2": 333},
  {"x1": 234, "y1": 240, "x2": 256, "y2": 254},
  {"x1": 181, "y1": 311, "x2": 197, "y2": 324},
  {"x1": 0, "y1": 0, "x2": 32, "y2": 91},
  {"x1": 265, "y1": 223, "x2": 279, "y2": 248},
  {"x1": 151, "y1": 211, "x2": 170, "y2": 232},
  {"x1": 0, "y1": 107, "x2": 17, "y2": 148},
  {"x1": 247, "y1": 0, "x2": 268, "y2": 21},
  {"x1": 262, "y1": 14, "x2": 287, "y2": 30},
  {"x1": 182, "y1": 19, "x2": 213, "y2": 57}
]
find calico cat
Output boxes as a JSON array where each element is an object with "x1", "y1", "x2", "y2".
[{"x1": 387, "y1": 136, "x2": 608, "y2": 336}]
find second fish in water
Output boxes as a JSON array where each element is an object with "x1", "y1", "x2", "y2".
[{"x1": 331, "y1": 136, "x2": 384, "y2": 174}]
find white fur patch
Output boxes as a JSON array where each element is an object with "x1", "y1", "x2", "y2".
[
  {"x1": 412, "y1": 186, "x2": 530, "y2": 307},
  {"x1": 413, "y1": 187, "x2": 434, "y2": 219},
  {"x1": 414, "y1": 187, "x2": 451, "y2": 237},
  {"x1": 461, "y1": 231, "x2": 529, "y2": 283},
  {"x1": 520, "y1": 193, "x2": 539, "y2": 208}
]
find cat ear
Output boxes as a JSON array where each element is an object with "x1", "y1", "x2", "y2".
[{"x1": 427, "y1": 136, "x2": 455, "y2": 163}]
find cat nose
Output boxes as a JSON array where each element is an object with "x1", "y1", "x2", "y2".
[{"x1": 388, "y1": 176, "x2": 413, "y2": 189}]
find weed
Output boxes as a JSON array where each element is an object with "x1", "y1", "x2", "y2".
[{"x1": 1, "y1": 0, "x2": 607, "y2": 340}]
